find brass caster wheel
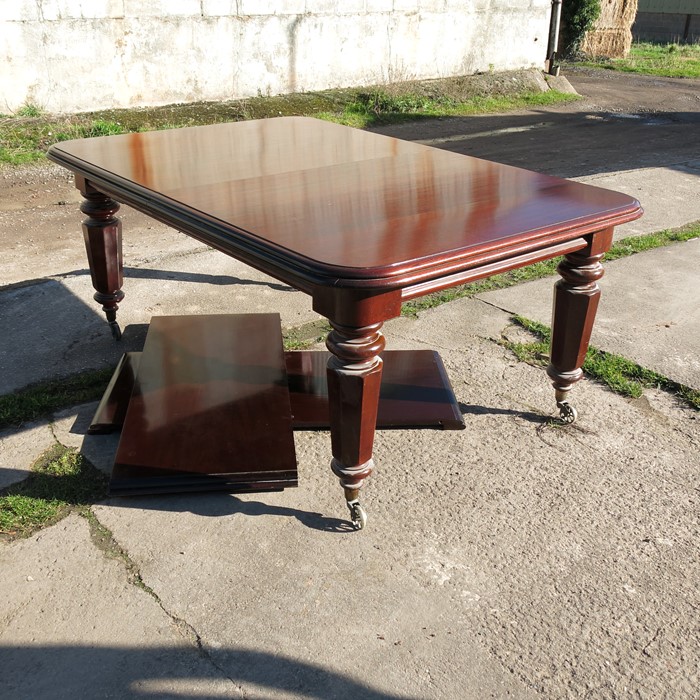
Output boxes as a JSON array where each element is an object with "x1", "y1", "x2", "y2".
[
  {"x1": 109, "y1": 322, "x2": 122, "y2": 341},
  {"x1": 557, "y1": 401, "x2": 577, "y2": 424},
  {"x1": 347, "y1": 499, "x2": 367, "y2": 531}
]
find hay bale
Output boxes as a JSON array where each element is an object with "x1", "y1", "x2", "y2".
[{"x1": 582, "y1": 0, "x2": 639, "y2": 58}]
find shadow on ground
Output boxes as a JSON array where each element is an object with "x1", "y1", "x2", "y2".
[
  {"x1": 0, "y1": 644, "x2": 417, "y2": 700},
  {"x1": 110, "y1": 491, "x2": 354, "y2": 533},
  {"x1": 372, "y1": 109, "x2": 700, "y2": 178}
]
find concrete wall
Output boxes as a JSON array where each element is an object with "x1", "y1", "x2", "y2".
[
  {"x1": 1, "y1": 0, "x2": 551, "y2": 114},
  {"x1": 633, "y1": 11, "x2": 700, "y2": 42}
]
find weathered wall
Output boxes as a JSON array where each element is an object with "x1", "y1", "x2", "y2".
[
  {"x1": 633, "y1": 12, "x2": 700, "y2": 42},
  {"x1": 628, "y1": 0, "x2": 700, "y2": 45},
  {"x1": 1, "y1": 0, "x2": 551, "y2": 114}
]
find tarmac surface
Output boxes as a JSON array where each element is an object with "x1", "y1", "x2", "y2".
[{"x1": 1, "y1": 69, "x2": 699, "y2": 698}]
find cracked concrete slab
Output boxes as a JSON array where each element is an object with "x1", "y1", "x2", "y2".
[
  {"x1": 83, "y1": 298, "x2": 699, "y2": 699},
  {"x1": 0, "y1": 513, "x2": 236, "y2": 699},
  {"x1": 478, "y1": 238, "x2": 700, "y2": 390},
  {"x1": 0, "y1": 422, "x2": 56, "y2": 490}
]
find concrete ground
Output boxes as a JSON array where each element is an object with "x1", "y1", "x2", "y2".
[{"x1": 1, "y1": 69, "x2": 699, "y2": 698}]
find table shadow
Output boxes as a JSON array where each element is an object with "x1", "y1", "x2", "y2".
[
  {"x1": 109, "y1": 491, "x2": 355, "y2": 533},
  {"x1": 458, "y1": 402, "x2": 549, "y2": 424},
  {"x1": 122, "y1": 265, "x2": 295, "y2": 292}
]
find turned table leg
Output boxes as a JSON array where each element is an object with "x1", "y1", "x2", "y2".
[
  {"x1": 326, "y1": 321, "x2": 385, "y2": 530},
  {"x1": 78, "y1": 178, "x2": 124, "y2": 340},
  {"x1": 547, "y1": 229, "x2": 612, "y2": 423}
]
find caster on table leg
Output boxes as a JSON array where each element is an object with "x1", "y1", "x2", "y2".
[
  {"x1": 347, "y1": 499, "x2": 367, "y2": 530},
  {"x1": 109, "y1": 321, "x2": 122, "y2": 341},
  {"x1": 94, "y1": 292, "x2": 124, "y2": 342},
  {"x1": 557, "y1": 401, "x2": 578, "y2": 424}
]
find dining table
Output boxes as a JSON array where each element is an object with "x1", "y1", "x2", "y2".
[{"x1": 47, "y1": 117, "x2": 642, "y2": 529}]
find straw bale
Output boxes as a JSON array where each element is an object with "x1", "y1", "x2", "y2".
[{"x1": 582, "y1": 0, "x2": 638, "y2": 57}]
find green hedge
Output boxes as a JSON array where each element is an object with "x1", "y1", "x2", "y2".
[{"x1": 561, "y1": 0, "x2": 602, "y2": 57}]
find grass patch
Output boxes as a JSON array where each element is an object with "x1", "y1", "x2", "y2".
[
  {"x1": 0, "y1": 444, "x2": 108, "y2": 539},
  {"x1": 0, "y1": 75, "x2": 578, "y2": 165},
  {"x1": 0, "y1": 118, "x2": 130, "y2": 165},
  {"x1": 15, "y1": 103, "x2": 43, "y2": 118},
  {"x1": 574, "y1": 42, "x2": 700, "y2": 79},
  {"x1": 505, "y1": 315, "x2": 700, "y2": 411},
  {"x1": 317, "y1": 89, "x2": 578, "y2": 128},
  {"x1": 401, "y1": 221, "x2": 700, "y2": 317},
  {"x1": 282, "y1": 320, "x2": 331, "y2": 351},
  {"x1": 0, "y1": 367, "x2": 113, "y2": 430},
  {"x1": 603, "y1": 221, "x2": 699, "y2": 259}
]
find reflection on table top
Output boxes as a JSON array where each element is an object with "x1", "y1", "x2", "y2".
[{"x1": 48, "y1": 117, "x2": 642, "y2": 282}]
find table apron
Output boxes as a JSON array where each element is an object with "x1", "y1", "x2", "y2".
[
  {"x1": 401, "y1": 237, "x2": 588, "y2": 301},
  {"x1": 69, "y1": 170, "x2": 602, "y2": 298}
]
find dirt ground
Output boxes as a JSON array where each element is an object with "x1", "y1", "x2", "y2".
[{"x1": 374, "y1": 67, "x2": 700, "y2": 178}]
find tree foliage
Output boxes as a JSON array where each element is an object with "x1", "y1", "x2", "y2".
[{"x1": 560, "y1": 0, "x2": 602, "y2": 57}]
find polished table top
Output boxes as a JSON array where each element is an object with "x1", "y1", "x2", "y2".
[{"x1": 48, "y1": 117, "x2": 642, "y2": 290}]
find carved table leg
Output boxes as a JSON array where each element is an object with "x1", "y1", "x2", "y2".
[
  {"x1": 547, "y1": 230, "x2": 611, "y2": 423},
  {"x1": 79, "y1": 180, "x2": 124, "y2": 340},
  {"x1": 326, "y1": 321, "x2": 385, "y2": 530}
]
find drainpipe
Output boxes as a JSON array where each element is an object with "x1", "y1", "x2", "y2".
[{"x1": 546, "y1": 0, "x2": 562, "y2": 76}]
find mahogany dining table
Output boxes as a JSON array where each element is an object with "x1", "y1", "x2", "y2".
[{"x1": 48, "y1": 117, "x2": 642, "y2": 529}]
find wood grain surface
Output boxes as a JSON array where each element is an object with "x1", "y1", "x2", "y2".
[{"x1": 48, "y1": 117, "x2": 642, "y2": 288}]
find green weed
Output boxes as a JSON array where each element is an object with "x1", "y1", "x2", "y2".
[
  {"x1": 575, "y1": 42, "x2": 700, "y2": 79},
  {"x1": 401, "y1": 222, "x2": 700, "y2": 317},
  {"x1": 0, "y1": 368, "x2": 113, "y2": 430},
  {"x1": 0, "y1": 444, "x2": 108, "y2": 538},
  {"x1": 603, "y1": 223, "x2": 699, "y2": 260},
  {"x1": 282, "y1": 320, "x2": 331, "y2": 351},
  {"x1": 15, "y1": 103, "x2": 43, "y2": 118},
  {"x1": 0, "y1": 82, "x2": 578, "y2": 165},
  {"x1": 506, "y1": 315, "x2": 700, "y2": 410},
  {"x1": 82, "y1": 509, "x2": 156, "y2": 595},
  {"x1": 321, "y1": 90, "x2": 578, "y2": 128}
]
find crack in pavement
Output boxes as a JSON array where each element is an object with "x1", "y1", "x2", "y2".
[{"x1": 83, "y1": 507, "x2": 246, "y2": 696}]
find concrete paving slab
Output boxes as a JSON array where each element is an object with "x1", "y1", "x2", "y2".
[
  {"x1": 478, "y1": 238, "x2": 700, "y2": 390},
  {"x1": 574, "y1": 164, "x2": 700, "y2": 240},
  {"x1": 0, "y1": 513, "x2": 235, "y2": 699},
  {"x1": 83, "y1": 299, "x2": 698, "y2": 699},
  {"x1": 0, "y1": 422, "x2": 56, "y2": 489}
]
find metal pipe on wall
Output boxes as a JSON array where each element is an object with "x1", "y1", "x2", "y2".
[{"x1": 546, "y1": 0, "x2": 563, "y2": 76}]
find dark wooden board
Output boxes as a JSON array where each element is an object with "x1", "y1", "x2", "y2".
[
  {"x1": 93, "y1": 347, "x2": 465, "y2": 438},
  {"x1": 89, "y1": 352, "x2": 141, "y2": 434},
  {"x1": 109, "y1": 314, "x2": 297, "y2": 495},
  {"x1": 286, "y1": 350, "x2": 465, "y2": 430}
]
